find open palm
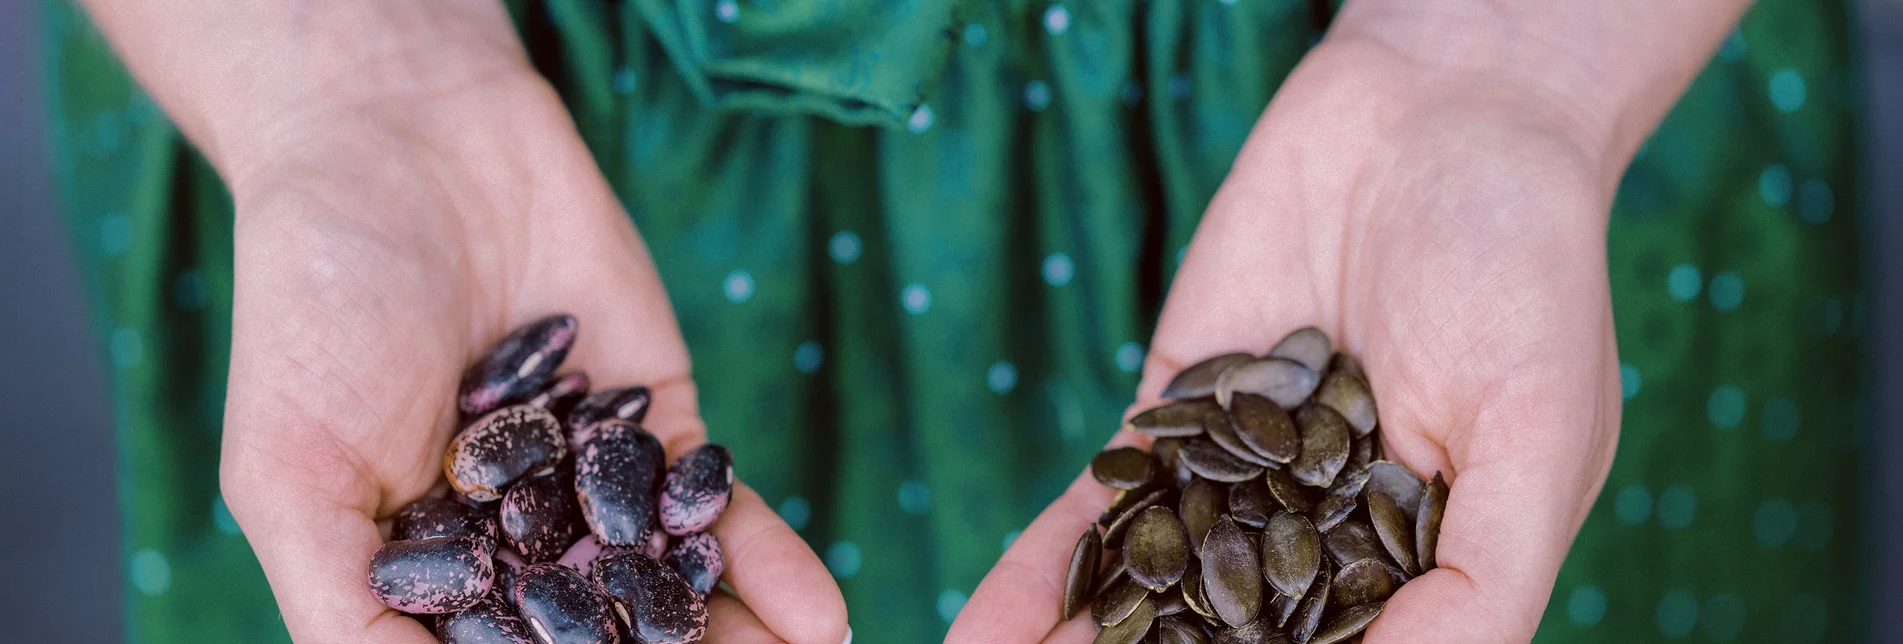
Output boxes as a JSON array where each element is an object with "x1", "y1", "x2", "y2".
[
  {"x1": 215, "y1": 71, "x2": 846, "y2": 643},
  {"x1": 951, "y1": 39, "x2": 1621, "y2": 643}
]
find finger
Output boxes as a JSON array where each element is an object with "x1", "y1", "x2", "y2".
[
  {"x1": 706, "y1": 482, "x2": 850, "y2": 644},
  {"x1": 704, "y1": 591, "x2": 784, "y2": 644}
]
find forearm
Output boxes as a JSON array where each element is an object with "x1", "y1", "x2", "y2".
[
  {"x1": 1328, "y1": 0, "x2": 1751, "y2": 185},
  {"x1": 77, "y1": 1, "x2": 532, "y2": 179}
]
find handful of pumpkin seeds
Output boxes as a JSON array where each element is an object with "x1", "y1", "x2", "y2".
[{"x1": 1066, "y1": 327, "x2": 1448, "y2": 644}]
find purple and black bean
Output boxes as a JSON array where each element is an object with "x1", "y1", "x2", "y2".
[{"x1": 366, "y1": 315, "x2": 735, "y2": 644}]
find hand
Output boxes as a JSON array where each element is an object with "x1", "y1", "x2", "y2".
[
  {"x1": 950, "y1": 35, "x2": 1623, "y2": 643},
  {"x1": 212, "y1": 27, "x2": 847, "y2": 644}
]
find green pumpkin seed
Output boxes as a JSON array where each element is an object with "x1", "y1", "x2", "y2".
[
  {"x1": 1154, "y1": 437, "x2": 1194, "y2": 488},
  {"x1": 1094, "y1": 556, "x2": 1130, "y2": 599},
  {"x1": 1314, "y1": 371, "x2": 1377, "y2": 437},
  {"x1": 1180, "y1": 439, "x2": 1266, "y2": 483},
  {"x1": 1095, "y1": 597, "x2": 1157, "y2": 644},
  {"x1": 1229, "y1": 393, "x2": 1301, "y2": 464},
  {"x1": 1164, "y1": 353, "x2": 1256, "y2": 400},
  {"x1": 1365, "y1": 490, "x2": 1419, "y2": 576},
  {"x1": 1216, "y1": 358, "x2": 1319, "y2": 410},
  {"x1": 1265, "y1": 468, "x2": 1314, "y2": 515},
  {"x1": 1308, "y1": 602, "x2": 1383, "y2": 644},
  {"x1": 1290, "y1": 406, "x2": 1351, "y2": 488},
  {"x1": 1157, "y1": 615, "x2": 1211, "y2": 644},
  {"x1": 1094, "y1": 577, "x2": 1149, "y2": 628},
  {"x1": 1106, "y1": 489, "x2": 1173, "y2": 549},
  {"x1": 1364, "y1": 461, "x2": 1424, "y2": 523},
  {"x1": 1322, "y1": 521, "x2": 1386, "y2": 568},
  {"x1": 1065, "y1": 528, "x2": 1104, "y2": 620},
  {"x1": 1094, "y1": 447, "x2": 1159, "y2": 490},
  {"x1": 1133, "y1": 400, "x2": 1223, "y2": 438},
  {"x1": 1330, "y1": 558, "x2": 1399, "y2": 608},
  {"x1": 1261, "y1": 511, "x2": 1321, "y2": 600},
  {"x1": 1126, "y1": 507, "x2": 1191, "y2": 592},
  {"x1": 1227, "y1": 478, "x2": 1277, "y2": 528},
  {"x1": 1310, "y1": 468, "x2": 1368, "y2": 532},
  {"x1": 1198, "y1": 517, "x2": 1262, "y2": 628},
  {"x1": 1155, "y1": 588, "x2": 1190, "y2": 617},
  {"x1": 1265, "y1": 590, "x2": 1298, "y2": 629},
  {"x1": 1416, "y1": 472, "x2": 1447, "y2": 570},
  {"x1": 1179, "y1": 561, "x2": 1216, "y2": 620},
  {"x1": 1204, "y1": 414, "x2": 1273, "y2": 466},
  {"x1": 1326, "y1": 353, "x2": 1363, "y2": 381},
  {"x1": 1268, "y1": 327, "x2": 1332, "y2": 373},
  {"x1": 1180, "y1": 477, "x2": 1227, "y2": 551},
  {"x1": 1289, "y1": 560, "x2": 1332, "y2": 643},
  {"x1": 1347, "y1": 435, "x2": 1374, "y2": 471},
  {"x1": 1211, "y1": 614, "x2": 1278, "y2": 644}
]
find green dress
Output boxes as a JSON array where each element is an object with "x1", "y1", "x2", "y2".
[{"x1": 44, "y1": 0, "x2": 1864, "y2": 641}]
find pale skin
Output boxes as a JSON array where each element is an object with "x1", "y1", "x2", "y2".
[{"x1": 79, "y1": 0, "x2": 1745, "y2": 642}]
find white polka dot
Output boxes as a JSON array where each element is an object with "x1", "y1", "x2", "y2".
[
  {"x1": 1620, "y1": 363, "x2": 1642, "y2": 400},
  {"x1": 907, "y1": 104, "x2": 934, "y2": 133},
  {"x1": 173, "y1": 270, "x2": 207, "y2": 311},
  {"x1": 715, "y1": 0, "x2": 740, "y2": 23},
  {"x1": 937, "y1": 589, "x2": 967, "y2": 623},
  {"x1": 1656, "y1": 484, "x2": 1698, "y2": 529},
  {"x1": 1753, "y1": 497, "x2": 1798, "y2": 547},
  {"x1": 1709, "y1": 272, "x2": 1745, "y2": 311},
  {"x1": 1760, "y1": 164, "x2": 1793, "y2": 206},
  {"x1": 987, "y1": 361, "x2": 1018, "y2": 394},
  {"x1": 1614, "y1": 484, "x2": 1652, "y2": 525},
  {"x1": 963, "y1": 23, "x2": 988, "y2": 47},
  {"x1": 1708, "y1": 386, "x2": 1746, "y2": 429},
  {"x1": 1769, "y1": 68, "x2": 1807, "y2": 113},
  {"x1": 1656, "y1": 589, "x2": 1698, "y2": 639},
  {"x1": 100, "y1": 212, "x2": 131, "y2": 256},
  {"x1": 1023, "y1": 81, "x2": 1052, "y2": 112},
  {"x1": 1667, "y1": 264, "x2": 1702, "y2": 301},
  {"x1": 1002, "y1": 530, "x2": 1022, "y2": 550},
  {"x1": 111, "y1": 327, "x2": 143, "y2": 368},
  {"x1": 794, "y1": 341, "x2": 824, "y2": 374},
  {"x1": 1703, "y1": 593, "x2": 1747, "y2": 641},
  {"x1": 1798, "y1": 179, "x2": 1834, "y2": 224},
  {"x1": 778, "y1": 496, "x2": 811, "y2": 530},
  {"x1": 825, "y1": 541, "x2": 863, "y2": 578},
  {"x1": 1167, "y1": 74, "x2": 1191, "y2": 99},
  {"x1": 1569, "y1": 584, "x2": 1607, "y2": 627},
  {"x1": 1115, "y1": 342, "x2": 1144, "y2": 373},
  {"x1": 613, "y1": 67, "x2": 637, "y2": 96},
  {"x1": 898, "y1": 480, "x2": 932, "y2": 514},
  {"x1": 901, "y1": 283, "x2": 932, "y2": 314},
  {"x1": 1761, "y1": 396, "x2": 1800, "y2": 442},
  {"x1": 1718, "y1": 30, "x2": 1747, "y2": 62},
  {"x1": 1043, "y1": 5, "x2": 1070, "y2": 34},
  {"x1": 723, "y1": 270, "x2": 755, "y2": 303},
  {"x1": 131, "y1": 548, "x2": 171, "y2": 595},
  {"x1": 1218, "y1": 0, "x2": 1238, "y2": 5},
  {"x1": 829, "y1": 230, "x2": 863, "y2": 264},
  {"x1": 211, "y1": 496, "x2": 241, "y2": 536},
  {"x1": 1042, "y1": 252, "x2": 1075, "y2": 286}
]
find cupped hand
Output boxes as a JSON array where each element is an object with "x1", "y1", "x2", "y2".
[
  {"x1": 950, "y1": 36, "x2": 1622, "y2": 643},
  {"x1": 213, "y1": 44, "x2": 847, "y2": 644}
]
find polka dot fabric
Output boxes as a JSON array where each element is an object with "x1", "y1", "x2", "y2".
[{"x1": 43, "y1": 0, "x2": 1862, "y2": 642}]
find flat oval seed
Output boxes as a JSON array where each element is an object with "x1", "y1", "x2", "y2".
[
  {"x1": 527, "y1": 372, "x2": 591, "y2": 420},
  {"x1": 393, "y1": 497, "x2": 498, "y2": 556},
  {"x1": 368, "y1": 536, "x2": 495, "y2": 614},
  {"x1": 1227, "y1": 479, "x2": 1277, "y2": 529},
  {"x1": 1093, "y1": 578, "x2": 1148, "y2": 628},
  {"x1": 1268, "y1": 327, "x2": 1331, "y2": 373},
  {"x1": 1213, "y1": 614, "x2": 1282, "y2": 644},
  {"x1": 1154, "y1": 437, "x2": 1194, "y2": 488},
  {"x1": 1289, "y1": 561, "x2": 1332, "y2": 643},
  {"x1": 459, "y1": 315, "x2": 578, "y2": 416},
  {"x1": 1155, "y1": 589, "x2": 1190, "y2": 617},
  {"x1": 664, "y1": 532, "x2": 725, "y2": 596},
  {"x1": 1179, "y1": 561, "x2": 1216, "y2": 620},
  {"x1": 1289, "y1": 406, "x2": 1350, "y2": 488},
  {"x1": 1164, "y1": 353, "x2": 1256, "y2": 399},
  {"x1": 1265, "y1": 468, "x2": 1314, "y2": 515},
  {"x1": 1199, "y1": 517, "x2": 1262, "y2": 628},
  {"x1": 1364, "y1": 461, "x2": 1425, "y2": 523},
  {"x1": 1322, "y1": 521, "x2": 1387, "y2": 568},
  {"x1": 500, "y1": 469, "x2": 585, "y2": 563},
  {"x1": 446, "y1": 406, "x2": 568, "y2": 502},
  {"x1": 660, "y1": 443, "x2": 734, "y2": 536},
  {"x1": 1132, "y1": 400, "x2": 1222, "y2": 438},
  {"x1": 1204, "y1": 414, "x2": 1273, "y2": 466},
  {"x1": 1104, "y1": 489, "x2": 1171, "y2": 549},
  {"x1": 1366, "y1": 490, "x2": 1420, "y2": 576},
  {"x1": 1179, "y1": 439, "x2": 1266, "y2": 483},
  {"x1": 1093, "y1": 447, "x2": 1158, "y2": 490},
  {"x1": 1093, "y1": 555, "x2": 1129, "y2": 599},
  {"x1": 1314, "y1": 371, "x2": 1377, "y2": 437},
  {"x1": 1326, "y1": 353, "x2": 1363, "y2": 380},
  {"x1": 1310, "y1": 468, "x2": 1370, "y2": 533},
  {"x1": 1308, "y1": 602, "x2": 1383, "y2": 644},
  {"x1": 513, "y1": 563, "x2": 618, "y2": 644},
  {"x1": 1265, "y1": 591, "x2": 1298, "y2": 629},
  {"x1": 565, "y1": 386, "x2": 654, "y2": 452},
  {"x1": 1261, "y1": 512, "x2": 1321, "y2": 600},
  {"x1": 1064, "y1": 528, "x2": 1104, "y2": 620},
  {"x1": 1330, "y1": 558, "x2": 1399, "y2": 608},
  {"x1": 1094, "y1": 597, "x2": 1156, "y2": 644},
  {"x1": 1230, "y1": 394, "x2": 1300, "y2": 464},
  {"x1": 1125, "y1": 506, "x2": 1191, "y2": 592},
  {"x1": 438, "y1": 592, "x2": 537, "y2": 643},
  {"x1": 575, "y1": 420, "x2": 666, "y2": 546},
  {"x1": 1347, "y1": 434, "x2": 1375, "y2": 471},
  {"x1": 1416, "y1": 472, "x2": 1449, "y2": 570},
  {"x1": 1216, "y1": 358, "x2": 1318, "y2": 410},
  {"x1": 1157, "y1": 614, "x2": 1211, "y2": 644},
  {"x1": 1180, "y1": 478, "x2": 1227, "y2": 551},
  {"x1": 593, "y1": 550, "x2": 708, "y2": 644}
]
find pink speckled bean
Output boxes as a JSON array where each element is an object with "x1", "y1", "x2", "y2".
[
  {"x1": 659, "y1": 444, "x2": 733, "y2": 536},
  {"x1": 367, "y1": 536, "x2": 494, "y2": 614},
  {"x1": 458, "y1": 315, "x2": 578, "y2": 416},
  {"x1": 663, "y1": 532, "x2": 724, "y2": 596}
]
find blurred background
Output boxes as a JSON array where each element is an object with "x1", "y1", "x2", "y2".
[{"x1": 1, "y1": 0, "x2": 1900, "y2": 642}]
